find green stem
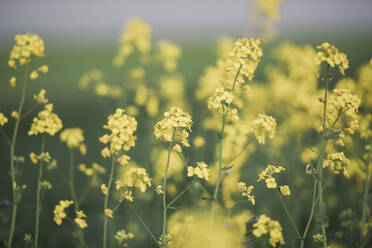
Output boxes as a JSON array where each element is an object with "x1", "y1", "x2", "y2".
[
  {"x1": 103, "y1": 155, "x2": 116, "y2": 248},
  {"x1": 278, "y1": 193, "x2": 301, "y2": 241},
  {"x1": 360, "y1": 145, "x2": 372, "y2": 245},
  {"x1": 162, "y1": 130, "x2": 175, "y2": 240},
  {"x1": 34, "y1": 135, "x2": 46, "y2": 248},
  {"x1": 167, "y1": 178, "x2": 198, "y2": 209},
  {"x1": 68, "y1": 149, "x2": 87, "y2": 248},
  {"x1": 129, "y1": 204, "x2": 158, "y2": 244},
  {"x1": 210, "y1": 64, "x2": 242, "y2": 224},
  {"x1": 8, "y1": 66, "x2": 29, "y2": 248}
]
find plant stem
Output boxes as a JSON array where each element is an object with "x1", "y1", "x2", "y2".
[
  {"x1": 129, "y1": 204, "x2": 158, "y2": 244},
  {"x1": 210, "y1": 64, "x2": 242, "y2": 224},
  {"x1": 300, "y1": 65, "x2": 330, "y2": 248},
  {"x1": 103, "y1": 155, "x2": 116, "y2": 248},
  {"x1": 360, "y1": 144, "x2": 372, "y2": 245},
  {"x1": 278, "y1": 193, "x2": 301, "y2": 240},
  {"x1": 68, "y1": 149, "x2": 87, "y2": 248},
  {"x1": 167, "y1": 178, "x2": 198, "y2": 209},
  {"x1": 162, "y1": 131, "x2": 175, "y2": 239},
  {"x1": 34, "y1": 135, "x2": 46, "y2": 248},
  {"x1": 8, "y1": 66, "x2": 29, "y2": 248},
  {"x1": 318, "y1": 65, "x2": 330, "y2": 248}
]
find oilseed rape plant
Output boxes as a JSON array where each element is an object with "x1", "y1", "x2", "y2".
[{"x1": 0, "y1": 8, "x2": 371, "y2": 248}]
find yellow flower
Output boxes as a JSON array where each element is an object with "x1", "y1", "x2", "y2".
[
  {"x1": 24, "y1": 233, "x2": 32, "y2": 242},
  {"x1": 53, "y1": 200, "x2": 74, "y2": 225},
  {"x1": 116, "y1": 167, "x2": 151, "y2": 194},
  {"x1": 157, "y1": 40, "x2": 181, "y2": 72},
  {"x1": 11, "y1": 111, "x2": 19, "y2": 119},
  {"x1": 315, "y1": 42, "x2": 349, "y2": 75},
  {"x1": 193, "y1": 136, "x2": 205, "y2": 147},
  {"x1": 115, "y1": 229, "x2": 134, "y2": 247},
  {"x1": 154, "y1": 107, "x2": 192, "y2": 147},
  {"x1": 323, "y1": 152, "x2": 350, "y2": 177},
  {"x1": 74, "y1": 210, "x2": 87, "y2": 229},
  {"x1": 172, "y1": 144, "x2": 182, "y2": 153},
  {"x1": 313, "y1": 233, "x2": 323, "y2": 242},
  {"x1": 101, "y1": 184, "x2": 108, "y2": 195},
  {"x1": 99, "y1": 108, "x2": 137, "y2": 157},
  {"x1": 28, "y1": 104, "x2": 63, "y2": 136},
  {"x1": 30, "y1": 70, "x2": 39, "y2": 80},
  {"x1": 37, "y1": 65, "x2": 49, "y2": 73},
  {"x1": 252, "y1": 215, "x2": 284, "y2": 247},
  {"x1": 207, "y1": 87, "x2": 234, "y2": 113},
  {"x1": 238, "y1": 182, "x2": 255, "y2": 205},
  {"x1": 113, "y1": 17, "x2": 151, "y2": 66},
  {"x1": 156, "y1": 185, "x2": 164, "y2": 195},
  {"x1": 40, "y1": 180, "x2": 52, "y2": 190},
  {"x1": 0, "y1": 113, "x2": 8, "y2": 126},
  {"x1": 117, "y1": 155, "x2": 131, "y2": 165},
  {"x1": 250, "y1": 113, "x2": 277, "y2": 144},
  {"x1": 9, "y1": 76, "x2": 16, "y2": 87},
  {"x1": 104, "y1": 208, "x2": 113, "y2": 218},
  {"x1": 8, "y1": 33, "x2": 45, "y2": 68},
  {"x1": 187, "y1": 162, "x2": 210, "y2": 181},
  {"x1": 60, "y1": 128, "x2": 85, "y2": 149},
  {"x1": 33, "y1": 89, "x2": 49, "y2": 104},
  {"x1": 279, "y1": 185, "x2": 291, "y2": 196},
  {"x1": 265, "y1": 177, "x2": 277, "y2": 188}
]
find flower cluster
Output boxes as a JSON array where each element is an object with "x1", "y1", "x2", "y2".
[
  {"x1": 250, "y1": 114, "x2": 277, "y2": 144},
  {"x1": 53, "y1": 200, "x2": 74, "y2": 225},
  {"x1": 323, "y1": 152, "x2": 350, "y2": 176},
  {"x1": 29, "y1": 152, "x2": 51, "y2": 164},
  {"x1": 279, "y1": 185, "x2": 291, "y2": 196},
  {"x1": 115, "y1": 167, "x2": 152, "y2": 202},
  {"x1": 315, "y1": 42, "x2": 349, "y2": 75},
  {"x1": 99, "y1": 108, "x2": 137, "y2": 158},
  {"x1": 28, "y1": 104, "x2": 63, "y2": 136},
  {"x1": 157, "y1": 40, "x2": 181, "y2": 72},
  {"x1": 257, "y1": 165, "x2": 286, "y2": 188},
  {"x1": 187, "y1": 162, "x2": 210, "y2": 181},
  {"x1": 60, "y1": 128, "x2": 87, "y2": 154},
  {"x1": 0, "y1": 113, "x2": 8, "y2": 126},
  {"x1": 8, "y1": 33, "x2": 45, "y2": 69},
  {"x1": 74, "y1": 210, "x2": 88, "y2": 229},
  {"x1": 207, "y1": 87, "x2": 234, "y2": 112},
  {"x1": 113, "y1": 17, "x2": 151, "y2": 66},
  {"x1": 154, "y1": 107, "x2": 192, "y2": 147},
  {"x1": 328, "y1": 89, "x2": 361, "y2": 115},
  {"x1": 33, "y1": 89, "x2": 49, "y2": 104},
  {"x1": 252, "y1": 215, "x2": 285, "y2": 247},
  {"x1": 226, "y1": 38, "x2": 263, "y2": 82},
  {"x1": 238, "y1": 182, "x2": 255, "y2": 205},
  {"x1": 115, "y1": 229, "x2": 134, "y2": 247}
]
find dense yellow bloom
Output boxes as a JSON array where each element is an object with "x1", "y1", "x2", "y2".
[
  {"x1": 323, "y1": 152, "x2": 350, "y2": 176},
  {"x1": 207, "y1": 87, "x2": 233, "y2": 112},
  {"x1": 250, "y1": 113, "x2": 277, "y2": 144},
  {"x1": 115, "y1": 229, "x2": 134, "y2": 247},
  {"x1": 0, "y1": 113, "x2": 8, "y2": 126},
  {"x1": 238, "y1": 182, "x2": 255, "y2": 205},
  {"x1": 157, "y1": 40, "x2": 181, "y2": 72},
  {"x1": 99, "y1": 108, "x2": 137, "y2": 157},
  {"x1": 28, "y1": 103, "x2": 63, "y2": 136},
  {"x1": 115, "y1": 167, "x2": 151, "y2": 202},
  {"x1": 279, "y1": 185, "x2": 290, "y2": 196},
  {"x1": 8, "y1": 33, "x2": 45, "y2": 69},
  {"x1": 74, "y1": 210, "x2": 87, "y2": 229},
  {"x1": 117, "y1": 155, "x2": 131, "y2": 165},
  {"x1": 226, "y1": 38, "x2": 263, "y2": 82},
  {"x1": 252, "y1": 214, "x2": 285, "y2": 247},
  {"x1": 104, "y1": 208, "x2": 113, "y2": 218},
  {"x1": 154, "y1": 107, "x2": 192, "y2": 147},
  {"x1": 187, "y1": 162, "x2": 210, "y2": 181},
  {"x1": 113, "y1": 17, "x2": 151, "y2": 66},
  {"x1": 257, "y1": 165, "x2": 285, "y2": 189},
  {"x1": 53, "y1": 200, "x2": 74, "y2": 225},
  {"x1": 316, "y1": 42, "x2": 349, "y2": 75},
  {"x1": 9, "y1": 76, "x2": 16, "y2": 87}
]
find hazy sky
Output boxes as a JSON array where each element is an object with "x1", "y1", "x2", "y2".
[{"x1": 1, "y1": 0, "x2": 371, "y2": 44}]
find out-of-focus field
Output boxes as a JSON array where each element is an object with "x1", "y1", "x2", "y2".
[{"x1": 0, "y1": 32, "x2": 372, "y2": 248}]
